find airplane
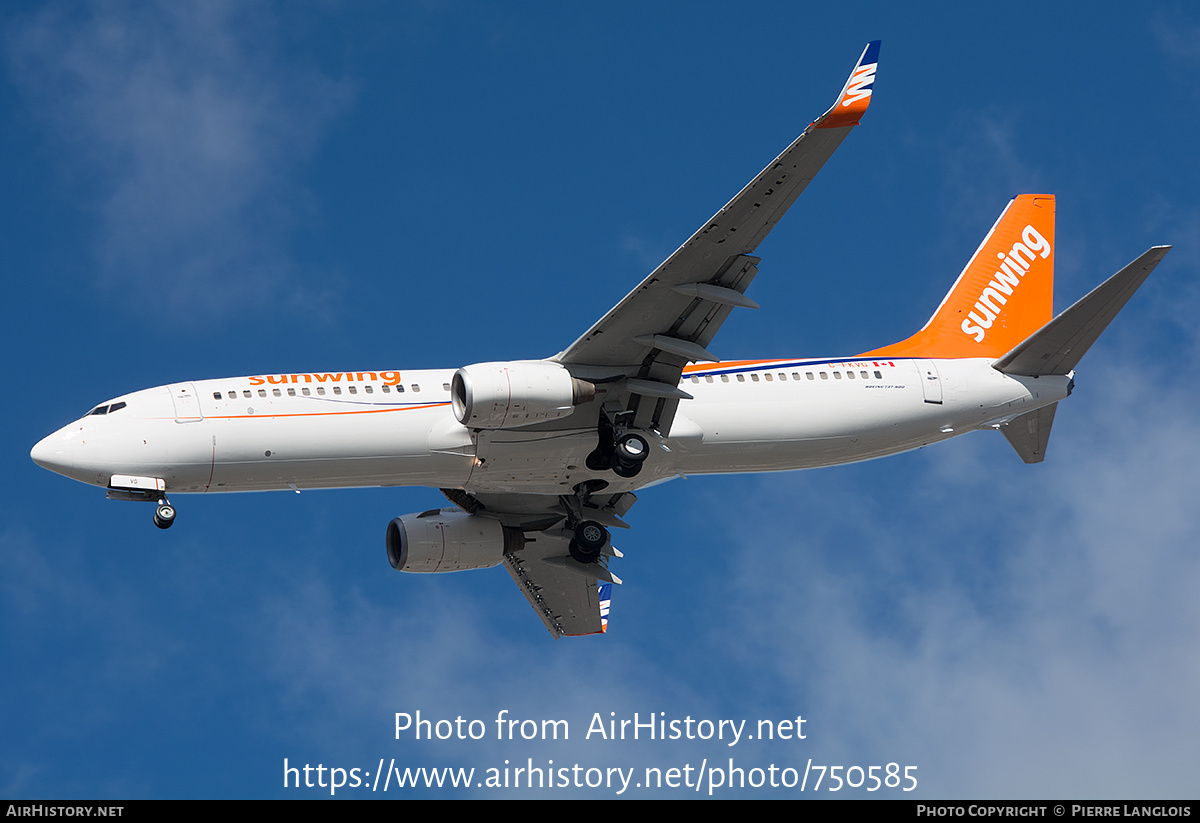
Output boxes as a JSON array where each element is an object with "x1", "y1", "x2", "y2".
[{"x1": 30, "y1": 41, "x2": 1170, "y2": 638}]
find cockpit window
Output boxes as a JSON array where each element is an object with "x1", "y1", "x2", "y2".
[{"x1": 87, "y1": 401, "x2": 127, "y2": 416}]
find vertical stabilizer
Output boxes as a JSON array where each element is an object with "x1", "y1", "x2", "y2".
[{"x1": 865, "y1": 195, "x2": 1056, "y2": 359}]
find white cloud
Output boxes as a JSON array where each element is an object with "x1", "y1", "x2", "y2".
[
  {"x1": 719, "y1": 355, "x2": 1200, "y2": 797},
  {"x1": 934, "y1": 113, "x2": 1047, "y2": 235},
  {"x1": 1153, "y1": 10, "x2": 1200, "y2": 65},
  {"x1": 6, "y1": 2, "x2": 350, "y2": 316}
]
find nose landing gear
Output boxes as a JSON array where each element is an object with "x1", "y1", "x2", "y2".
[
  {"x1": 153, "y1": 500, "x2": 176, "y2": 530},
  {"x1": 106, "y1": 476, "x2": 176, "y2": 530}
]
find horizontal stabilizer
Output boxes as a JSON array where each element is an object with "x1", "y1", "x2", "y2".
[
  {"x1": 995, "y1": 246, "x2": 1170, "y2": 376},
  {"x1": 1000, "y1": 403, "x2": 1058, "y2": 463}
]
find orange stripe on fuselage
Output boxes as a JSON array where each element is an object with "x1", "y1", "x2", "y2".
[
  {"x1": 201, "y1": 402, "x2": 450, "y2": 421},
  {"x1": 682, "y1": 358, "x2": 793, "y2": 374}
]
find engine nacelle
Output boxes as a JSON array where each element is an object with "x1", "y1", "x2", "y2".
[
  {"x1": 451, "y1": 360, "x2": 595, "y2": 430},
  {"x1": 386, "y1": 508, "x2": 525, "y2": 573}
]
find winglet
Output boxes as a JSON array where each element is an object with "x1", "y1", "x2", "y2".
[
  {"x1": 598, "y1": 583, "x2": 611, "y2": 633},
  {"x1": 813, "y1": 40, "x2": 881, "y2": 130}
]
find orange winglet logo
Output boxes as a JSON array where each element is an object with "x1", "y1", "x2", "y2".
[{"x1": 815, "y1": 40, "x2": 880, "y2": 130}]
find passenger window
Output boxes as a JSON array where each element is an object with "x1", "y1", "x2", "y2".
[
  {"x1": 365, "y1": 385, "x2": 373, "y2": 394},
  {"x1": 258, "y1": 389, "x2": 267, "y2": 397},
  {"x1": 834, "y1": 372, "x2": 842, "y2": 380},
  {"x1": 317, "y1": 387, "x2": 325, "y2": 396},
  {"x1": 382, "y1": 385, "x2": 391, "y2": 393},
  {"x1": 243, "y1": 390, "x2": 252, "y2": 399},
  {"x1": 273, "y1": 388, "x2": 281, "y2": 396},
  {"x1": 820, "y1": 372, "x2": 828, "y2": 380},
  {"x1": 861, "y1": 370, "x2": 868, "y2": 379},
  {"x1": 751, "y1": 374, "x2": 760, "y2": 382},
  {"x1": 720, "y1": 374, "x2": 729, "y2": 382},
  {"x1": 442, "y1": 383, "x2": 451, "y2": 392},
  {"x1": 302, "y1": 387, "x2": 311, "y2": 396},
  {"x1": 736, "y1": 374, "x2": 745, "y2": 382},
  {"x1": 213, "y1": 392, "x2": 222, "y2": 400},
  {"x1": 847, "y1": 371, "x2": 855, "y2": 379},
  {"x1": 792, "y1": 372, "x2": 801, "y2": 380},
  {"x1": 333, "y1": 386, "x2": 342, "y2": 395},
  {"x1": 396, "y1": 385, "x2": 405, "y2": 393},
  {"x1": 348, "y1": 386, "x2": 357, "y2": 395},
  {"x1": 705, "y1": 375, "x2": 714, "y2": 383},
  {"x1": 874, "y1": 370, "x2": 883, "y2": 379},
  {"x1": 287, "y1": 387, "x2": 296, "y2": 396},
  {"x1": 411, "y1": 385, "x2": 420, "y2": 393},
  {"x1": 764, "y1": 373, "x2": 773, "y2": 382},
  {"x1": 806, "y1": 372, "x2": 815, "y2": 380}
]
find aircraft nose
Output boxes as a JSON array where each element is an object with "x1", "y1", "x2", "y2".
[
  {"x1": 31, "y1": 433, "x2": 54, "y2": 468},
  {"x1": 31, "y1": 429, "x2": 74, "y2": 476}
]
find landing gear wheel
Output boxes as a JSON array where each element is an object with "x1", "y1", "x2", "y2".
[
  {"x1": 569, "y1": 539, "x2": 599, "y2": 564},
  {"x1": 611, "y1": 460, "x2": 641, "y2": 478},
  {"x1": 569, "y1": 520, "x2": 608, "y2": 564},
  {"x1": 610, "y1": 432, "x2": 649, "y2": 477},
  {"x1": 614, "y1": 433, "x2": 649, "y2": 463},
  {"x1": 153, "y1": 503, "x2": 176, "y2": 530}
]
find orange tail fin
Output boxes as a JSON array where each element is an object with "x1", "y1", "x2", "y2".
[{"x1": 864, "y1": 194, "x2": 1055, "y2": 359}]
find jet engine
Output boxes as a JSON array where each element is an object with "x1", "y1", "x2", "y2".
[
  {"x1": 386, "y1": 508, "x2": 525, "y2": 573},
  {"x1": 451, "y1": 361, "x2": 595, "y2": 430}
]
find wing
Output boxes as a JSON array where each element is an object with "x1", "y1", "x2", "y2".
[
  {"x1": 442, "y1": 488, "x2": 630, "y2": 638},
  {"x1": 555, "y1": 41, "x2": 880, "y2": 437},
  {"x1": 448, "y1": 44, "x2": 879, "y2": 637},
  {"x1": 505, "y1": 536, "x2": 615, "y2": 638}
]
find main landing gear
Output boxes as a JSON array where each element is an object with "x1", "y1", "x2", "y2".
[
  {"x1": 563, "y1": 479, "x2": 615, "y2": 565},
  {"x1": 568, "y1": 519, "x2": 609, "y2": 564},
  {"x1": 153, "y1": 499, "x2": 176, "y2": 530},
  {"x1": 586, "y1": 409, "x2": 652, "y2": 479},
  {"x1": 611, "y1": 432, "x2": 649, "y2": 478}
]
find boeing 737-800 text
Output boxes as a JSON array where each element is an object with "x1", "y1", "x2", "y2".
[{"x1": 31, "y1": 42, "x2": 1169, "y2": 637}]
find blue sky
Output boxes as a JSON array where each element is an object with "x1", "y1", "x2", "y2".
[{"x1": 4, "y1": 2, "x2": 1199, "y2": 799}]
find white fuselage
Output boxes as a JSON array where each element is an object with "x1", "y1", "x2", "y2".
[{"x1": 31, "y1": 358, "x2": 1070, "y2": 498}]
